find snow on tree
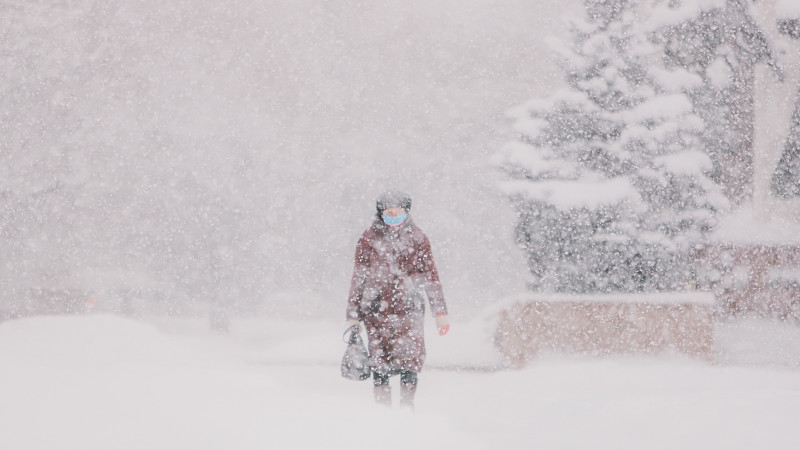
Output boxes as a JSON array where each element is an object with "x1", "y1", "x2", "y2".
[
  {"x1": 494, "y1": 0, "x2": 728, "y2": 294},
  {"x1": 646, "y1": 0, "x2": 781, "y2": 205}
]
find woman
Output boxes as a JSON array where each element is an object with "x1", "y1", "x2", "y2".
[{"x1": 346, "y1": 191, "x2": 450, "y2": 408}]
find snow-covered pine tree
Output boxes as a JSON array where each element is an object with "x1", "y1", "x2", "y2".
[
  {"x1": 646, "y1": 0, "x2": 780, "y2": 205},
  {"x1": 494, "y1": 0, "x2": 728, "y2": 293}
]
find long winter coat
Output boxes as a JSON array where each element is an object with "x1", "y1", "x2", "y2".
[{"x1": 346, "y1": 217, "x2": 447, "y2": 374}]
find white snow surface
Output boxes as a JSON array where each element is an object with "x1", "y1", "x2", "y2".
[
  {"x1": 500, "y1": 178, "x2": 644, "y2": 211},
  {"x1": 706, "y1": 57, "x2": 734, "y2": 90},
  {"x1": 712, "y1": 204, "x2": 800, "y2": 245},
  {"x1": 492, "y1": 141, "x2": 573, "y2": 179},
  {"x1": 654, "y1": 150, "x2": 713, "y2": 176},
  {"x1": 623, "y1": 94, "x2": 694, "y2": 123},
  {"x1": 643, "y1": 0, "x2": 727, "y2": 31},
  {"x1": 2, "y1": 313, "x2": 799, "y2": 450},
  {"x1": 499, "y1": 291, "x2": 715, "y2": 305},
  {"x1": 651, "y1": 67, "x2": 703, "y2": 92}
]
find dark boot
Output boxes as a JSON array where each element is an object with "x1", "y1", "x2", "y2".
[{"x1": 374, "y1": 385, "x2": 391, "y2": 406}]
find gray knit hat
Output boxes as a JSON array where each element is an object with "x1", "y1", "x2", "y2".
[{"x1": 376, "y1": 191, "x2": 412, "y2": 217}]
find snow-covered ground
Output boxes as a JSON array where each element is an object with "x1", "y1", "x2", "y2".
[{"x1": 2, "y1": 313, "x2": 799, "y2": 449}]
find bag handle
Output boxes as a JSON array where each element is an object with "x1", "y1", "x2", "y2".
[{"x1": 342, "y1": 325, "x2": 362, "y2": 344}]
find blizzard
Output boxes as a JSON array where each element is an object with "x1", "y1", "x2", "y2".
[
  {"x1": 4, "y1": 0, "x2": 800, "y2": 448},
  {"x1": 1, "y1": 313, "x2": 798, "y2": 450}
]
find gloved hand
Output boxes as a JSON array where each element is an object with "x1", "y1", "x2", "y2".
[{"x1": 435, "y1": 313, "x2": 450, "y2": 336}]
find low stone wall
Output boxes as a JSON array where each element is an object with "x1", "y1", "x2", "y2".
[{"x1": 495, "y1": 293, "x2": 715, "y2": 368}]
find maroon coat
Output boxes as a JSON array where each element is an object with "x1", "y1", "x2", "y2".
[{"x1": 346, "y1": 217, "x2": 447, "y2": 374}]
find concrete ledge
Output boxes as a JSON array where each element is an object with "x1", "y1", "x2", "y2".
[{"x1": 495, "y1": 293, "x2": 715, "y2": 367}]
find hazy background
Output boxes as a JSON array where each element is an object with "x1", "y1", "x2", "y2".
[{"x1": 2, "y1": 0, "x2": 586, "y2": 318}]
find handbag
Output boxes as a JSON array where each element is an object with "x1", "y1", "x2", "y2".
[{"x1": 341, "y1": 325, "x2": 371, "y2": 381}]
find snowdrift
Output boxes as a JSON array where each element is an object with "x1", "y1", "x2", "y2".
[{"x1": 1, "y1": 314, "x2": 799, "y2": 449}]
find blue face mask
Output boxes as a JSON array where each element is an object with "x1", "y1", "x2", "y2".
[{"x1": 382, "y1": 212, "x2": 408, "y2": 227}]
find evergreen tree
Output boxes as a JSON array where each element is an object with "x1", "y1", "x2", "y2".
[{"x1": 495, "y1": 0, "x2": 727, "y2": 293}]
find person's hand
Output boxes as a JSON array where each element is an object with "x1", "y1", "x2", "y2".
[
  {"x1": 343, "y1": 319, "x2": 362, "y2": 343},
  {"x1": 346, "y1": 318, "x2": 361, "y2": 333},
  {"x1": 435, "y1": 313, "x2": 450, "y2": 336}
]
